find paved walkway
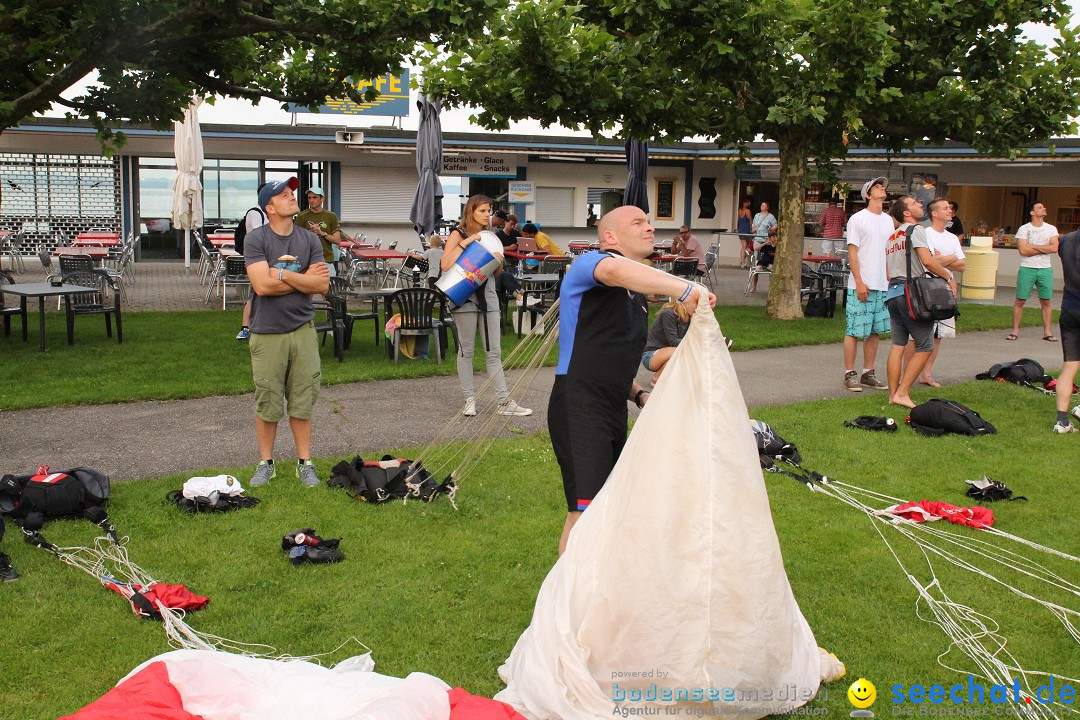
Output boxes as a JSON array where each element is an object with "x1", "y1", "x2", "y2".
[
  {"x1": 0, "y1": 331, "x2": 1065, "y2": 483},
  {"x1": 0, "y1": 259, "x2": 1066, "y2": 482}
]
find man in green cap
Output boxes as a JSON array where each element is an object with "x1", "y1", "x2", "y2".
[{"x1": 296, "y1": 186, "x2": 345, "y2": 276}]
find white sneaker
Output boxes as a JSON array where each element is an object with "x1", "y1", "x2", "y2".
[
  {"x1": 1072, "y1": 405, "x2": 1080, "y2": 422},
  {"x1": 462, "y1": 398, "x2": 477, "y2": 417},
  {"x1": 1053, "y1": 422, "x2": 1078, "y2": 434},
  {"x1": 497, "y1": 399, "x2": 533, "y2": 416}
]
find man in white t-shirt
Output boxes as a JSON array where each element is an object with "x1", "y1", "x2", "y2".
[
  {"x1": 905, "y1": 198, "x2": 966, "y2": 387},
  {"x1": 1009, "y1": 201, "x2": 1059, "y2": 342},
  {"x1": 842, "y1": 177, "x2": 894, "y2": 392},
  {"x1": 236, "y1": 183, "x2": 270, "y2": 340}
]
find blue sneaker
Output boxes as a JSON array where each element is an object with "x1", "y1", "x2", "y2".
[{"x1": 236, "y1": 327, "x2": 250, "y2": 341}]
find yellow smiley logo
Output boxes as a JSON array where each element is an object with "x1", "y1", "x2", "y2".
[{"x1": 848, "y1": 678, "x2": 877, "y2": 709}]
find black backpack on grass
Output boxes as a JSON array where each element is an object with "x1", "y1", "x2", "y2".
[
  {"x1": 844, "y1": 416, "x2": 898, "y2": 432},
  {"x1": 751, "y1": 420, "x2": 801, "y2": 468},
  {"x1": 0, "y1": 466, "x2": 110, "y2": 520},
  {"x1": 907, "y1": 399, "x2": 996, "y2": 437},
  {"x1": 976, "y1": 358, "x2": 1049, "y2": 385},
  {"x1": 329, "y1": 455, "x2": 455, "y2": 503}
]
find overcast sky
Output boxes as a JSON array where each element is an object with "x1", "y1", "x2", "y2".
[{"x1": 46, "y1": 16, "x2": 1076, "y2": 138}]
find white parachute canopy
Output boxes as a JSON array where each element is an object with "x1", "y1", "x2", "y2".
[
  {"x1": 495, "y1": 286, "x2": 843, "y2": 718},
  {"x1": 123, "y1": 649, "x2": 452, "y2": 720}
]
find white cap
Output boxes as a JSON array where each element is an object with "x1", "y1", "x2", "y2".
[{"x1": 860, "y1": 177, "x2": 889, "y2": 201}]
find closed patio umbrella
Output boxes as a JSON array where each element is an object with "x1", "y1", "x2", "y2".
[
  {"x1": 409, "y1": 95, "x2": 444, "y2": 240},
  {"x1": 172, "y1": 98, "x2": 205, "y2": 273},
  {"x1": 623, "y1": 139, "x2": 649, "y2": 213}
]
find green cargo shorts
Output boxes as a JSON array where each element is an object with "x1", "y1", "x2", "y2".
[{"x1": 249, "y1": 321, "x2": 321, "y2": 422}]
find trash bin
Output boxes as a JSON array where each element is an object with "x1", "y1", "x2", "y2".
[{"x1": 960, "y1": 236, "x2": 998, "y2": 303}]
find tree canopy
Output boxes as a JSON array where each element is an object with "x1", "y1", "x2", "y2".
[
  {"x1": 421, "y1": 0, "x2": 1080, "y2": 318},
  {"x1": 0, "y1": 0, "x2": 495, "y2": 149}
]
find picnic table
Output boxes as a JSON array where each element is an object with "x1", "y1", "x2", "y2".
[
  {"x1": 503, "y1": 250, "x2": 555, "y2": 262},
  {"x1": 0, "y1": 281, "x2": 99, "y2": 352},
  {"x1": 206, "y1": 234, "x2": 235, "y2": 249},
  {"x1": 350, "y1": 248, "x2": 409, "y2": 288},
  {"x1": 350, "y1": 248, "x2": 408, "y2": 261},
  {"x1": 53, "y1": 247, "x2": 112, "y2": 260},
  {"x1": 338, "y1": 240, "x2": 376, "y2": 251},
  {"x1": 73, "y1": 233, "x2": 121, "y2": 247},
  {"x1": 649, "y1": 254, "x2": 679, "y2": 272}
]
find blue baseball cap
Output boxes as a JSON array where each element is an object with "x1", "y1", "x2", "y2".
[
  {"x1": 307, "y1": 186, "x2": 325, "y2": 197},
  {"x1": 258, "y1": 177, "x2": 299, "y2": 211}
]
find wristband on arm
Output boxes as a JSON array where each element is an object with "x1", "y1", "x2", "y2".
[{"x1": 678, "y1": 283, "x2": 693, "y2": 303}]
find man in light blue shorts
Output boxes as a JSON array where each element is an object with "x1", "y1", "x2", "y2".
[{"x1": 842, "y1": 177, "x2": 894, "y2": 392}]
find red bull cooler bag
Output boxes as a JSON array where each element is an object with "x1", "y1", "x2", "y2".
[{"x1": 436, "y1": 231, "x2": 504, "y2": 306}]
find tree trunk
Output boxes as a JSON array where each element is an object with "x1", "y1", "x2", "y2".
[{"x1": 766, "y1": 132, "x2": 810, "y2": 320}]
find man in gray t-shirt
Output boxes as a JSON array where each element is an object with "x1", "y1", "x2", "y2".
[
  {"x1": 243, "y1": 176, "x2": 330, "y2": 488},
  {"x1": 883, "y1": 196, "x2": 956, "y2": 409}
]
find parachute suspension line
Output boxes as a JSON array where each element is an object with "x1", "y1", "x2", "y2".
[
  {"x1": 404, "y1": 299, "x2": 561, "y2": 494},
  {"x1": 453, "y1": 302, "x2": 560, "y2": 485},
  {"x1": 26, "y1": 530, "x2": 369, "y2": 664},
  {"x1": 828, "y1": 482, "x2": 1080, "y2": 599},
  {"x1": 802, "y1": 478, "x2": 1079, "y2": 715}
]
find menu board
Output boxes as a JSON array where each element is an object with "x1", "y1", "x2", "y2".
[{"x1": 655, "y1": 179, "x2": 675, "y2": 220}]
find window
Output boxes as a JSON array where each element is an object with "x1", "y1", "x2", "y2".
[
  {"x1": 340, "y1": 166, "x2": 417, "y2": 223},
  {"x1": 138, "y1": 158, "x2": 177, "y2": 221},
  {"x1": 535, "y1": 186, "x2": 575, "y2": 227},
  {"x1": 203, "y1": 159, "x2": 260, "y2": 222}
]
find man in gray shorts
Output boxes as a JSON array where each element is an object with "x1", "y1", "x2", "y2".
[
  {"x1": 883, "y1": 196, "x2": 956, "y2": 408},
  {"x1": 243, "y1": 177, "x2": 330, "y2": 486}
]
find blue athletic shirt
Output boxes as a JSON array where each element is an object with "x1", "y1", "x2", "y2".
[{"x1": 556, "y1": 250, "x2": 649, "y2": 388}]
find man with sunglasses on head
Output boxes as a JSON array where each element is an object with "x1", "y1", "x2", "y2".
[{"x1": 296, "y1": 186, "x2": 344, "y2": 276}]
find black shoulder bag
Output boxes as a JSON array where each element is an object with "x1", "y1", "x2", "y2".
[{"x1": 903, "y1": 225, "x2": 957, "y2": 322}]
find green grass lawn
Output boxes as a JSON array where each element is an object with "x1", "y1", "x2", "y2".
[
  {"x1": 0, "y1": 304, "x2": 1053, "y2": 410},
  {"x1": 2, "y1": 380, "x2": 1076, "y2": 718}
]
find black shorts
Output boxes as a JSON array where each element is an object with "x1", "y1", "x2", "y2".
[
  {"x1": 1061, "y1": 307, "x2": 1080, "y2": 363},
  {"x1": 548, "y1": 375, "x2": 628, "y2": 513}
]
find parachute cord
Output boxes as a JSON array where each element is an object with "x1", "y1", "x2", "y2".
[
  {"x1": 403, "y1": 300, "x2": 561, "y2": 495},
  {"x1": 803, "y1": 478, "x2": 1079, "y2": 713}
]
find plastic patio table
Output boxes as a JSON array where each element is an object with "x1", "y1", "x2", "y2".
[{"x1": 0, "y1": 282, "x2": 98, "y2": 352}]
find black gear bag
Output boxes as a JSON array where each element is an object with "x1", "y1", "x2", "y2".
[
  {"x1": 976, "y1": 358, "x2": 1050, "y2": 385},
  {"x1": 0, "y1": 466, "x2": 110, "y2": 519},
  {"x1": 844, "y1": 416, "x2": 898, "y2": 432},
  {"x1": 907, "y1": 399, "x2": 997, "y2": 437},
  {"x1": 750, "y1": 420, "x2": 801, "y2": 468},
  {"x1": 329, "y1": 455, "x2": 455, "y2": 504}
]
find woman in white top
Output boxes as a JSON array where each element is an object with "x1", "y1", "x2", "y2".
[{"x1": 441, "y1": 195, "x2": 532, "y2": 418}]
